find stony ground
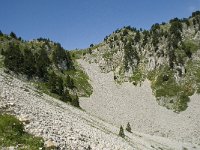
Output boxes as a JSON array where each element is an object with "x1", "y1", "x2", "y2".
[
  {"x1": 0, "y1": 67, "x2": 199, "y2": 150},
  {"x1": 78, "y1": 59, "x2": 200, "y2": 149}
]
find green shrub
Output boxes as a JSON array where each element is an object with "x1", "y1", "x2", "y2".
[
  {"x1": 130, "y1": 68, "x2": 143, "y2": 85},
  {"x1": 182, "y1": 41, "x2": 199, "y2": 58},
  {"x1": 2, "y1": 43, "x2": 24, "y2": 73},
  {"x1": 119, "y1": 126, "x2": 125, "y2": 138},
  {"x1": 71, "y1": 95, "x2": 80, "y2": 107},
  {"x1": 126, "y1": 122, "x2": 132, "y2": 133},
  {"x1": 149, "y1": 66, "x2": 192, "y2": 112}
]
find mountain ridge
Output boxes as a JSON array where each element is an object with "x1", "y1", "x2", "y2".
[{"x1": 78, "y1": 10, "x2": 200, "y2": 112}]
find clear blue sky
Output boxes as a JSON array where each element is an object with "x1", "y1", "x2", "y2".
[{"x1": 0, "y1": 0, "x2": 199, "y2": 50}]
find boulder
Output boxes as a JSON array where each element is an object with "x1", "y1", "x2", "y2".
[
  {"x1": 44, "y1": 140, "x2": 57, "y2": 149},
  {"x1": 8, "y1": 102, "x2": 15, "y2": 107},
  {"x1": 18, "y1": 115, "x2": 30, "y2": 124}
]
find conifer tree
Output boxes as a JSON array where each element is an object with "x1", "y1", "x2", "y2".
[
  {"x1": 57, "y1": 76, "x2": 64, "y2": 95},
  {"x1": 48, "y1": 71, "x2": 57, "y2": 93},
  {"x1": 3, "y1": 43, "x2": 24, "y2": 73},
  {"x1": 126, "y1": 122, "x2": 132, "y2": 133},
  {"x1": 10, "y1": 32, "x2": 17, "y2": 39},
  {"x1": 0, "y1": 30, "x2": 3, "y2": 36},
  {"x1": 119, "y1": 126, "x2": 125, "y2": 138},
  {"x1": 134, "y1": 31, "x2": 140, "y2": 43},
  {"x1": 71, "y1": 94, "x2": 80, "y2": 107},
  {"x1": 35, "y1": 49, "x2": 50, "y2": 79},
  {"x1": 60, "y1": 89, "x2": 72, "y2": 102},
  {"x1": 65, "y1": 75, "x2": 74, "y2": 88},
  {"x1": 23, "y1": 48, "x2": 36, "y2": 77}
]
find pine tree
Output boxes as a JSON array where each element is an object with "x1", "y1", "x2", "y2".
[
  {"x1": 71, "y1": 95, "x2": 80, "y2": 107},
  {"x1": 23, "y1": 48, "x2": 36, "y2": 77},
  {"x1": 48, "y1": 71, "x2": 57, "y2": 93},
  {"x1": 57, "y1": 76, "x2": 64, "y2": 95},
  {"x1": 119, "y1": 126, "x2": 125, "y2": 138},
  {"x1": 60, "y1": 89, "x2": 72, "y2": 102},
  {"x1": 0, "y1": 30, "x2": 3, "y2": 36},
  {"x1": 126, "y1": 122, "x2": 132, "y2": 133},
  {"x1": 3, "y1": 43, "x2": 24, "y2": 73},
  {"x1": 35, "y1": 49, "x2": 50, "y2": 79},
  {"x1": 65, "y1": 75, "x2": 74, "y2": 88},
  {"x1": 52, "y1": 44, "x2": 67, "y2": 64},
  {"x1": 134, "y1": 31, "x2": 140, "y2": 43},
  {"x1": 10, "y1": 32, "x2": 17, "y2": 39}
]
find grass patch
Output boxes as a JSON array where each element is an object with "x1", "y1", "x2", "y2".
[
  {"x1": 70, "y1": 49, "x2": 87, "y2": 60},
  {"x1": 64, "y1": 69, "x2": 93, "y2": 97},
  {"x1": 129, "y1": 68, "x2": 144, "y2": 85},
  {"x1": 152, "y1": 67, "x2": 180, "y2": 97},
  {"x1": 34, "y1": 81, "x2": 60, "y2": 99},
  {"x1": 0, "y1": 55, "x2": 4, "y2": 68},
  {"x1": 185, "y1": 60, "x2": 200, "y2": 94},
  {"x1": 63, "y1": 59, "x2": 93, "y2": 97},
  {"x1": 148, "y1": 65, "x2": 192, "y2": 112},
  {"x1": 0, "y1": 114, "x2": 44, "y2": 149},
  {"x1": 102, "y1": 51, "x2": 114, "y2": 60},
  {"x1": 70, "y1": 44, "x2": 100, "y2": 60},
  {"x1": 182, "y1": 40, "x2": 199, "y2": 53}
]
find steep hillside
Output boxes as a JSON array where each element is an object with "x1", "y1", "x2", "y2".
[
  {"x1": 0, "y1": 69, "x2": 199, "y2": 150},
  {"x1": 0, "y1": 33, "x2": 92, "y2": 107},
  {"x1": 80, "y1": 11, "x2": 200, "y2": 112}
]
